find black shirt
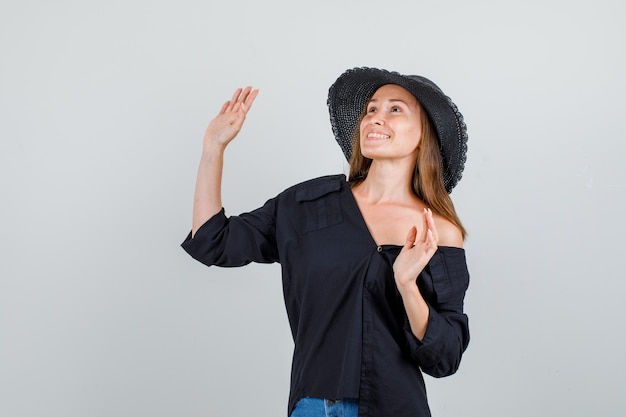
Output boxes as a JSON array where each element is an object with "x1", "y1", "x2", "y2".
[{"x1": 181, "y1": 174, "x2": 470, "y2": 417}]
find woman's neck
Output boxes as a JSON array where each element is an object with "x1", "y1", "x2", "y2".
[{"x1": 357, "y1": 160, "x2": 416, "y2": 204}]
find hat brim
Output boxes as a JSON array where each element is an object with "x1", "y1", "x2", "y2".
[{"x1": 328, "y1": 67, "x2": 467, "y2": 193}]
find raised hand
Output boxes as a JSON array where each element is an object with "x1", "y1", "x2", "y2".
[
  {"x1": 191, "y1": 86, "x2": 258, "y2": 236},
  {"x1": 203, "y1": 86, "x2": 259, "y2": 151},
  {"x1": 392, "y1": 208, "x2": 439, "y2": 290}
]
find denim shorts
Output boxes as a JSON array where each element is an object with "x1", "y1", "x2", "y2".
[{"x1": 290, "y1": 397, "x2": 358, "y2": 417}]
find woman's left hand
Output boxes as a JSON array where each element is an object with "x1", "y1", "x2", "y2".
[{"x1": 393, "y1": 208, "x2": 439, "y2": 290}]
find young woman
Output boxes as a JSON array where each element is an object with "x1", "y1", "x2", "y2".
[{"x1": 182, "y1": 67, "x2": 470, "y2": 417}]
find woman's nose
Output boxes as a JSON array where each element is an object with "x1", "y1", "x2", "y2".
[{"x1": 372, "y1": 115, "x2": 385, "y2": 125}]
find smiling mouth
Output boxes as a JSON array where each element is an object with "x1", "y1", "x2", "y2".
[{"x1": 367, "y1": 132, "x2": 390, "y2": 139}]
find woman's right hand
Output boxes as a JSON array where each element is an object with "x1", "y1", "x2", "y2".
[
  {"x1": 203, "y1": 86, "x2": 259, "y2": 151},
  {"x1": 191, "y1": 86, "x2": 258, "y2": 236}
]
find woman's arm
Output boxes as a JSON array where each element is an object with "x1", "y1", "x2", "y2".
[
  {"x1": 192, "y1": 87, "x2": 259, "y2": 236},
  {"x1": 393, "y1": 208, "x2": 464, "y2": 340},
  {"x1": 394, "y1": 209, "x2": 469, "y2": 376},
  {"x1": 393, "y1": 208, "x2": 439, "y2": 340}
]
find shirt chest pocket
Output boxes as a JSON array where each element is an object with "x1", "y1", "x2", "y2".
[{"x1": 294, "y1": 183, "x2": 344, "y2": 234}]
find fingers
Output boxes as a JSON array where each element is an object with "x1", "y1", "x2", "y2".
[
  {"x1": 418, "y1": 209, "x2": 428, "y2": 242},
  {"x1": 230, "y1": 88, "x2": 243, "y2": 103},
  {"x1": 418, "y1": 208, "x2": 438, "y2": 244},
  {"x1": 218, "y1": 100, "x2": 230, "y2": 115},
  {"x1": 222, "y1": 88, "x2": 243, "y2": 113},
  {"x1": 222, "y1": 86, "x2": 259, "y2": 114},
  {"x1": 241, "y1": 87, "x2": 259, "y2": 113},
  {"x1": 424, "y1": 208, "x2": 438, "y2": 243},
  {"x1": 426, "y1": 228, "x2": 435, "y2": 246}
]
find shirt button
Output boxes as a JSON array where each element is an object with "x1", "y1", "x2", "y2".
[{"x1": 377, "y1": 246, "x2": 382, "y2": 252}]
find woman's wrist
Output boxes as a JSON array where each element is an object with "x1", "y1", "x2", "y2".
[
  {"x1": 396, "y1": 278, "x2": 421, "y2": 298},
  {"x1": 201, "y1": 137, "x2": 227, "y2": 156}
]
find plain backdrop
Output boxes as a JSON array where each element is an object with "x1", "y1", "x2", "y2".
[{"x1": 1, "y1": 0, "x2": 625, "y2": 416}]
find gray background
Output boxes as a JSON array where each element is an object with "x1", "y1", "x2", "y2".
[{"x1": 1, "y1": 0, "x2": 625, "y2": 416}]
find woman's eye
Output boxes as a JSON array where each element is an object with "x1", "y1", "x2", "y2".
[
  {"x1": 391, "y1": 106, "x2": 401, "y2": 112},
  {"x1": 368, "y1": 107, "x2": 377, "y2": 113}
]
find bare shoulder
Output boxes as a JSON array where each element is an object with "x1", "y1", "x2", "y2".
[{"x1": 433, "y1": 214, "x2": 464, "y2": 248}]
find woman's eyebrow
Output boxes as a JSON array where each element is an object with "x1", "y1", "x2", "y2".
[{"x1": 368, "y1": 98, "x2": 409, "y2": 104}]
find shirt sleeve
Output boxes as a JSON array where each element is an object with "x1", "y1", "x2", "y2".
[
  {"x1": 180, "y1": 197, "x2": 279, "y2": 267},
  {"x1": 403, "y1": 247, "x2": 470, "y2": 378}
]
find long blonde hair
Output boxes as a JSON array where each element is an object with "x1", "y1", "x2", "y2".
[{"x1": 348, "y1": 104, "x2": 467, "y2": 239}]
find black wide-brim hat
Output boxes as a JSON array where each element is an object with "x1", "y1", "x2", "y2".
[{"x1": 328, "y1": 67, "x2": 468, "y2": 193}]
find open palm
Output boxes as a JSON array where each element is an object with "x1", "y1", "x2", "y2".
[{"x1": 203, "y1": 86, "x2": 259, "y2": 149}]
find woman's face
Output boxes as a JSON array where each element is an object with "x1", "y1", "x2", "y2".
[{"x1": 359, "y1": 84, "x2": 423, "y2": 162}]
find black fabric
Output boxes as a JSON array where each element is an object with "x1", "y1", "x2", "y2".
[{"x1": 181, "y1": 174, "x2": 470, "y2": 417}]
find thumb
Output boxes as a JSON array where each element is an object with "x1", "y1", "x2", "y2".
[{"x1": 404, "y1": 226, "x2": 417, "y2": 249}]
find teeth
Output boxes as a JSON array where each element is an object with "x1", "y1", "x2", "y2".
[{"x1": 368, "y1": 132, "x2": 389, "y2": 139}]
